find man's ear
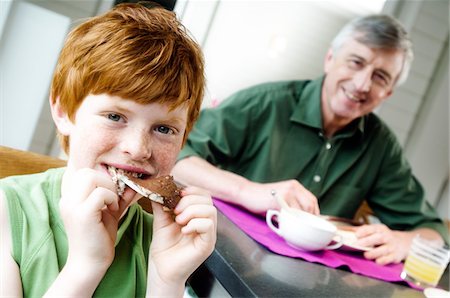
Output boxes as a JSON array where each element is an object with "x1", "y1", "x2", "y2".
[
  {"x1": 385, "y1": 89, "x2": 393, "y2": 98},
  {"x1": 49, "y1": 96, "x2": 72, "y2": 136},
  {"x1": 324, "y1": 48, "x2": 334, "y2": 73}
]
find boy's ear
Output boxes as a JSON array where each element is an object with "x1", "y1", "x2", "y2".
[{"x1": 49, "y1": 96, "x2": 72, "y2": 136}]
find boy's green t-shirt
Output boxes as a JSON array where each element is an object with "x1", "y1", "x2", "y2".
[{"x1": 1, "y1": 167, "x2": 153, "y2": 297}]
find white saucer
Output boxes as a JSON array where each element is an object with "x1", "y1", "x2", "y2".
[{"x1": 335, "y1": 230, "x2": 372, "y2": 252}]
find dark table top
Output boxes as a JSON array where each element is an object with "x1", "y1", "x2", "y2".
[{"x1": 189, "y1": 209, "x2": 449, "y2": 297}]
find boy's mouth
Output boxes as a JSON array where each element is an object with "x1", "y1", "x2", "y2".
[
  {"x1": 107, "y1": 165, "x2": 150, "y2": 197},
  {"x1": 107, "y1": 165, "x2": 149, "y2": 180},
  {"x1": 107, "y1": 165, "x2": 181, "y2": 211}
]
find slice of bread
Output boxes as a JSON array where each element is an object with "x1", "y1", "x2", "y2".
[
  {"x1": 129, "y1": 175, "x2": 182, "y2": 211},
  {"x1": 108, "y1": 166, "x2": 182, "y2": 213}
]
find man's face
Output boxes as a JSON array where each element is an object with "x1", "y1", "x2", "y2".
[
  {"x1": 62, "y1": 94, "x2": 188, "y2": 179},
  {"x1": 322, "y1": 37, "x2": 405, "y2": 125}
]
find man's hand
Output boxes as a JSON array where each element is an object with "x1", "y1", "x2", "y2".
[
  {"x1": 239, "y1": 179, "x2": 320, "y2": 215},
  {"x1": 353, "y1": 224, "x2": 410, "y2": 265},
  {"x1": 353, "y1": 224, "x2": 444, "y2": 265}
]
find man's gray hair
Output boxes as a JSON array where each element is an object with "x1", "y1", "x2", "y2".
[{"x1": 331, "y1": 14, "x2": 413, "y2": 85}]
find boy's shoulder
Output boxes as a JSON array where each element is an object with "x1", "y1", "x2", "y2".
[
  {"x1": 0, "y1": 168, "x2": 65, "y2": 217},
  {"x1": 0, "y1": 167, "x2": 64, "y2": 191}
]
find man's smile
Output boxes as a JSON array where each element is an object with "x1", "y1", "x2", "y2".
[{"x1": 343, "y1": 88, "x2": 366, "y2": 103}]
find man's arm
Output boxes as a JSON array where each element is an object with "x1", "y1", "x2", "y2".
[
  {"x1": 172, "y1": 156, "x2": 248, "y2": 204},
  {"x1": 172, "y1": 156, "x2": 320, "y2": 214}
]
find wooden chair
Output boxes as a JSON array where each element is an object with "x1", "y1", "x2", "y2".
[
  {"x1": 354, "y1": 200, "x2": 374, "y2": 224},
  {"x1": 0, "y1": 145, "x2": 66, "y2": 179},
  {"x1": 3, "y1": 146, "x2": 445, "y2": 228},
  {"x1": 0, "y1": 145, "x2": 154, "y2": 210},
  {"x1": 354, "y1": 200, "x2": 450, "y2": 231}
]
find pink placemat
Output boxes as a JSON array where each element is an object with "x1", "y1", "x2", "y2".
[{"x1": 213, "y1": 199, "x2": 418, "y2": 289}]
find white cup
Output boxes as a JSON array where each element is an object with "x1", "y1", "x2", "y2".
[{"x1": 266, "y1": 208, "x2": 343, "y2": 251}]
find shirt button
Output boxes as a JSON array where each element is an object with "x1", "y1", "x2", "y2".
[
  {"x1": 326, "y1": 143, "x2": 331, "y2": 150},
  {"x1": 318, "y1": 131, "x2": 323, "y2": 137},
  {"x1": 313, "y1": 175, "x2": 321, "y2": 183}
]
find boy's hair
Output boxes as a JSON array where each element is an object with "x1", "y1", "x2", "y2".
[
  {"x1": 331, "y1": 14, "x2": 413, "y2": 86},
  {"x1": 51, "y1": 2, "x2": 205, "y2": 153}
]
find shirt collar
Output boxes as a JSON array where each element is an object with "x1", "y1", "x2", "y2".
[{"x1": 290, "y1": 76, "x2": 365, "y2": 137}]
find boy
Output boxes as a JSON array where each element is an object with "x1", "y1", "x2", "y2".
[{"x1": 0, "y1": 3, "x2": 216, "y2": 297}]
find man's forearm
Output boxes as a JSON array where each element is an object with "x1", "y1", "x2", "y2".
[
  {"x1": 411, "y1": 227, "x2": 445, "y2": 244},
  {"x1": 172, "y1": 156, "x2": 249, "y2": 205},
  {"x1": 172, "y1": 156, "x2": 323, "y2": 214}
]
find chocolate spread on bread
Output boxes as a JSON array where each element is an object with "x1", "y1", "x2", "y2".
[{"x1": 129, "y1": 175, "x2": 182, "y2": 211}]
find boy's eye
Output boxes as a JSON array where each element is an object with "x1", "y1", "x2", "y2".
[
  {"x1": 107, "y1": 113, "x2": 122, "y2": 122},
  {"x1": 155, "y1": 126, "x2": 174, "y2": 135}
]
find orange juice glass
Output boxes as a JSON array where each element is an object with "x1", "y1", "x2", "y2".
[{"x1": 401, "y1": 235, "x2": 450, "y2": 288}]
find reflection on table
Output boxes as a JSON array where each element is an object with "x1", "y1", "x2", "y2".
[{"x1": 189, "y1": 209, "x2": 449, "y2": 297}]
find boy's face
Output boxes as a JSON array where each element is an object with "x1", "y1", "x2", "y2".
[{"x1": 59, "y1": 94, "x2": 188, "y2": 178}]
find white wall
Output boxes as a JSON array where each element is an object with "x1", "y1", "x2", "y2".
[
  {"x1": 0, "y1": 1, "x2": 71, "y2": 151},
  {"x1": 176, "y1": 0, "x2": 449, "y2": 216},
  {"x1": 1, "y1": 0, "x2": 448, "y2": 217},
  {"x1": 177, "y1": 0, "x2": 385, "y2": 107},
  {"x1": 379, "y1": 0, "x2": 449, "y2": 214},
  {"x1": 404, "y1": 43, "x2": 448, "y2": 207},
  {"x1": 0, "y1": 0, "x2": 113, "y2": 155},
  {"x1": 378, "y1": 0, "x2": 449, "y2": 146},
  {"x1": 0, "y1": 0, "x2": 13, "y2": 41}
]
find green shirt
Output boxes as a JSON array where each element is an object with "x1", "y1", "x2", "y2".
[
  {"x1": 1, "y1": 168, "x2": 153, "y2": 297},
  {"x1": 179, "y1": 77, "x2": 448, "y2": 242}
]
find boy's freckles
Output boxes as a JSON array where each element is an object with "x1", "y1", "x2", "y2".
[
  {"x1": 152, "y1": 144, "x2": 181, "y2": 175},
  {"x1": 66, "y1": 94, "x2": 187, "y2": 176}
]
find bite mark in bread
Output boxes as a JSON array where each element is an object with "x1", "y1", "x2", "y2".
[{"x1": 108, "y1": 166, "x2": 182, "y2": 212}]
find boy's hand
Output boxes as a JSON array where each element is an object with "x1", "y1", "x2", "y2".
[
  {"x1": 147, "y1": 186, "x2": 217, "y2": 296},
  {"x1": 59, "y1": 168, "x2": 134, "y2": 271}
]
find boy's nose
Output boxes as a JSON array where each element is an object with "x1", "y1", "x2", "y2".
[{"x1": 121, "y1": 129, "x2": 152, "y2": 161}]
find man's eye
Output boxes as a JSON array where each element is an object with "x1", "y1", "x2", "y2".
[
  {"x1": 373, "y1": 73, "x2": 389, "y2": 86},
  {"x1": 107, "y1": 113, "x2": 122, "y2": 122},
  {"x1": 349, "y1": 59, "x2": 362, "y2": 68},
  {"x1": 156, "y1": 126, "x2": 174, "y2": 134}
]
